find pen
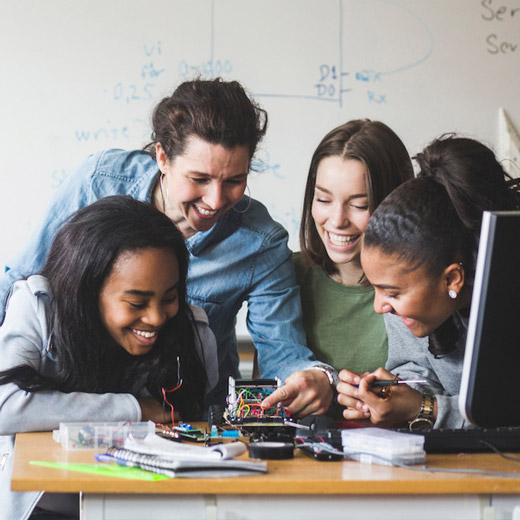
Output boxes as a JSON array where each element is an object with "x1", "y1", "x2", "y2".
[
  {"x1": 95, "y1": 453, "x2": 121, "y2": 464},
  {"x1": 95, "y1": 453, "x2": 143, "y2": 470},
  {"x1": 370, "y1": 379, "x2": 427, "y2": 387}
]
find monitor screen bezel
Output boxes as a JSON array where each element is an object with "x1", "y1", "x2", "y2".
[{"x1": 459, "y1": 210, "x2": 520, "y2": 427}]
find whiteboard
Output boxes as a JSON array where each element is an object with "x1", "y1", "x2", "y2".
[{"x1": 1, "y1": 0, "x2": 519, "y2": 283}]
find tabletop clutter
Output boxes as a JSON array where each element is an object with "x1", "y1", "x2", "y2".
[{"x1": 45, "y1": 377, "x2": 426, "y2": 479}]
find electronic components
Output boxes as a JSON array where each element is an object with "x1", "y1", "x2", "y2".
[
  {"x1": 207, "y1": 377, "x2": 293, "y2": 443},
  {"x1": 53, "y1": 421, "x2": 154, "y2": 450},
  {"x1": 226, "y1": 377, "x2": 289, "y2": 427}
]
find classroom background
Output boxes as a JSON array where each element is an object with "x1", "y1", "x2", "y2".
[{"x1": 1, "y1": 0, "x2": 519, "y2": 338}]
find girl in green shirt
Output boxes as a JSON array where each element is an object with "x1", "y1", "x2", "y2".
[{"x1": 294, "y1": 119, "x2": 413, "y2": 375}]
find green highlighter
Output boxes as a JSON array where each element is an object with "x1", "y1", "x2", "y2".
[{"x1": 30, "y1": 460, "x2": 169, "y2": 481}]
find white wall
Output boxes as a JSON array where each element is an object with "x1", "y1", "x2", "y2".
[{"x1": 1, "y1": 0, "x2": 519, "y2": 335}]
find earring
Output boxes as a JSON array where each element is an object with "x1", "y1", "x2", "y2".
[
  {"x1": 448, "y1": 289, "x2": 458, "y2": 299},
  {"x1": 232, "y1": 184, "x2": 252, "y2": 214}
]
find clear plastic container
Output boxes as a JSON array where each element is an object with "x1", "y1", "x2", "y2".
[
  {"x1": 341, "y1": 427, "x2": 426, "y2": 466},
  {"x1": 52, "y1": 421, "x2": 155, "y2": 450}
]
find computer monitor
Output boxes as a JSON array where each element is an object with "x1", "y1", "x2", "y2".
[{"x1": 459, "y1": 210, "x2": 520, "y2": 427}]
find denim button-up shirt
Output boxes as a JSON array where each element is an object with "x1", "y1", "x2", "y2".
[{"x1": 0, "y1": 149, "x2": 319, "y2": 402}]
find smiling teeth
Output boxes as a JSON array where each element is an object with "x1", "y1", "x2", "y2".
[
  {"x1": 133, "y1": 330, "x2": 157, "y2": 339},
  {"x1": 194, "y1": 205, "x2": 217, "y2": 216},
  {"x1": 328, "y1": 232, "x2": 359, "y2": 245}
]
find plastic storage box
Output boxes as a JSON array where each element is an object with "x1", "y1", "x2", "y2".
[
  {"x1": 341, "y1": 427, "x2": 426, "y2": 466},
  {"x1": 53, "y1": 421, "x2": 155, "y2": 450}
]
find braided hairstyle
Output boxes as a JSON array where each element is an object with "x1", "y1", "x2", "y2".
[{"x1": 364, "y1": 134, "x2": 520, "y2": 356}]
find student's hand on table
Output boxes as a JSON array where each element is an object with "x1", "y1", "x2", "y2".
[
  {"x1": 138, "y1": 397, "x2": 176, "y2": 424},
  {"x1": 339, "y1": 367, "x2": 424, "y2": 427},
  {"x1": 260, "y1": 369, "x2": 334, "y2": 418}
]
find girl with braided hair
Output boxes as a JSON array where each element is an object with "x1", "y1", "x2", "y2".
[{"x1": 336, "y1": 135, "x2": 520, "y2": 429}]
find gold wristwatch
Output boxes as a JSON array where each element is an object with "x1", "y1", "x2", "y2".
[{"x1": 408, "y1": 393, "x2": 435, "y2": 431}]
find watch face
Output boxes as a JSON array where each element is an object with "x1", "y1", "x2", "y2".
[
  {"x1": 313, "y1": 366, "x2": 338, "y2": 388},
  {"x1": 327, "y1": 369, "x2": 339, "y2": 388},
  {"x1": 409, "y1": 418, "x2": 433, "y2": 431}
]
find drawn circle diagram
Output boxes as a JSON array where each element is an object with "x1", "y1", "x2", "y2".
[{"x1": 341, "y1": 0, "x2": 433, "y2": 77}]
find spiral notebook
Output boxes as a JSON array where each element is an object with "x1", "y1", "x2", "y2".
[{"x1": 95, "y1": 434, "x2": 267, "y2": 478}]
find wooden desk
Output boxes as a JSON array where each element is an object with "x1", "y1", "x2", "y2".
[{"x1": 11, "y1": 432, "x2": 520, "y2": 520}]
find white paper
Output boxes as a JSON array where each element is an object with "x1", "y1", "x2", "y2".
[{"x1": 125, "y1": 433, "x2": 247, "y2": 461}]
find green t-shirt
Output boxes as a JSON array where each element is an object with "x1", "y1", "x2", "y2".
[{"x1": 293, "y1": 252, "x2": 388, "y2": 373}]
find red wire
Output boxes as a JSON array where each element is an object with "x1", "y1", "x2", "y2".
[{"x1": 161, "y1": 380, "x2": 183, "y2": 426}]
